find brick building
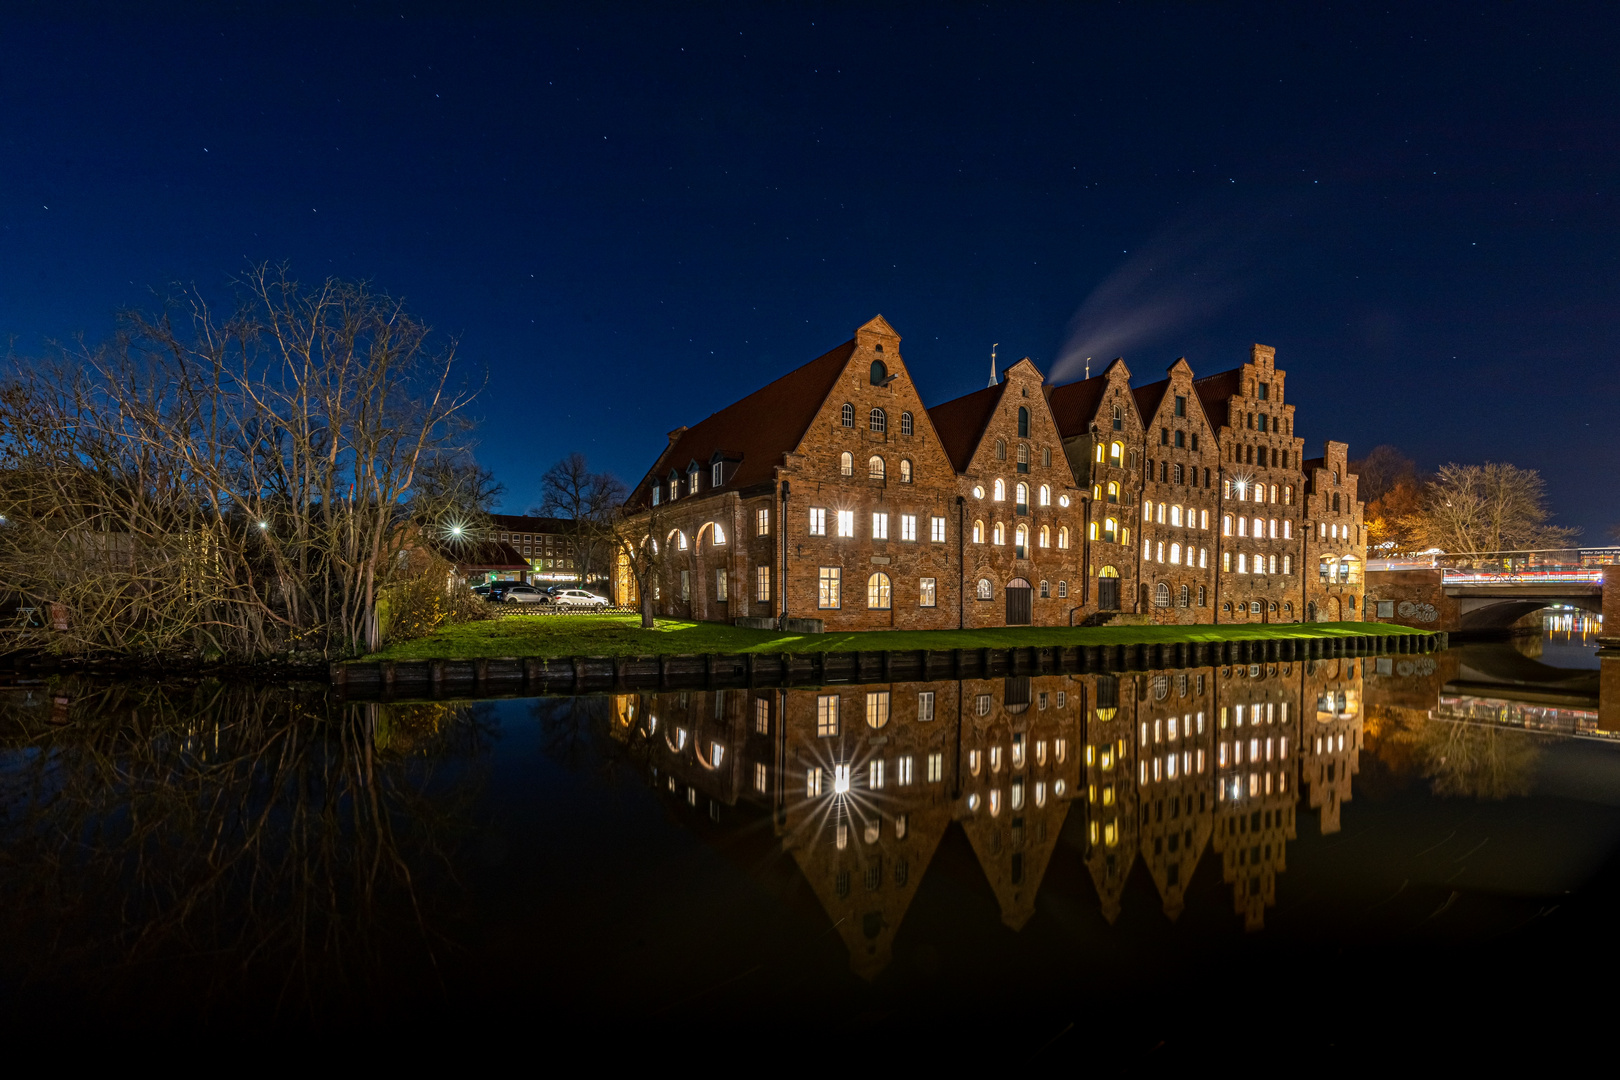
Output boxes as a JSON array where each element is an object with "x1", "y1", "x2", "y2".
[
  {"x1": 930, "y1": 357, "x2": 1085, "y2": 627},
  {"x1": 1303, "y1": 441, "x2": 1367, "y2": 622},
  {"x1": 625, "y1": 320, "x2": 1365, "y2": 627}
]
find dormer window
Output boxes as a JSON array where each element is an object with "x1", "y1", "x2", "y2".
[
  {"x1": 652, "y1": 488, "x2": 661, "y2": 506},
  {"x1": 668, "y1": 476, "x2": 679, "y2": 502},
  {"x1": 688, "y1": 467, "x2": 699, "y2": 494},
  {"x1": 711, "y1": 462, "x2": 723, "y2": 487}
]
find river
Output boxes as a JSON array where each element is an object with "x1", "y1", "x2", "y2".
[{"x1": 2, "y1": 622, "x2": 1616, "y2": 1055}]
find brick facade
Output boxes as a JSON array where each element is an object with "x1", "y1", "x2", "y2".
[{"x1": 625, "y1": 322, "x2": 1365, "y2": 628}]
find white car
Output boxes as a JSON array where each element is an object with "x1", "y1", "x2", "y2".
[
  {"x1": 552, "y1": 589, "x2": 610, "y2": 608},
  {"x1": 496, "y1": 584, "x2": 550, "y2": 604}
]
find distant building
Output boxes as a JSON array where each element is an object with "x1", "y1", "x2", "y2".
[
  {"x1": 487, "y1": 513, "x2": 584, "y2": 584},
  {"x1": 623, "y1": 318, "x2": 1367, "y2": 626}
]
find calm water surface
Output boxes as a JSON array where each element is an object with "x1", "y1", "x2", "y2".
[{"x1": 3, "y1": 624, "x2": 1617, "y2": 1053}]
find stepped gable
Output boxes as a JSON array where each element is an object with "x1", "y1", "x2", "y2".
[
  {"x1": 927, "y1": 381, "x2": 1006, "y2": 473},
  {"x1": 628, "y1": 338, "x2": 857, "y2": 506}
]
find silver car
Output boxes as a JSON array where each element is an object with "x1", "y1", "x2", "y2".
[
  {"x1": 497, "y1": 584, "x2": 550, "y2": 604},
  {"x1": 552, "y1": 588, "x2": 609, "y2": 608}
]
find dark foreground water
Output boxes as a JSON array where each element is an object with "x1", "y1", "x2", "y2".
[{"x1": 2, "y1": 626, "x2": 1617, "y2": 1057}]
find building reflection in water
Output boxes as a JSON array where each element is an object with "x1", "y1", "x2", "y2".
[{"x1": 611, "y1": 655, "x2": 1372, "y2": 975}]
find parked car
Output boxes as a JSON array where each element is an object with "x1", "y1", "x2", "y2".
[
  {"x1": 471, "y1": 584, "x2": 492, "y2": 599},
  {"x1": 490, "y1": 583, "x2": 551, "y2": 604},
  {"x1": 552, "y1": 588, "x2": 610, "y2": 608}
]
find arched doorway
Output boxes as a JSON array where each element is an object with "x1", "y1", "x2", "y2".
[
  {"x1": 1098, "y1": 565, "x2": 1121, "y2": 611},
  {"x1": 1006, "y1": 578, "x2": 1032, "y2": 625}
]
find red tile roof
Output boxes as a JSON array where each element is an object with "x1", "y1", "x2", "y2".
[
  {"x1": 437, "y1": 539, "x2": 530, "y2": 572},
  {"x1": 1132, "y1": 379, "x2": 1171, "y2": 426},
  {"x1": 1044, "y1": 373, "x2": 1111, "y2": 438},
  {"x1": 629, "y1": 339, "x2": 857, "y2": 507},
  {"x1": 1192, "y1": 368, "x2": 1243, "y2": 429},
  {"x1": 925, "y1": 382, "x2": 1005, "y2": 473}
]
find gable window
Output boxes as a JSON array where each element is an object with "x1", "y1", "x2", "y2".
[
  {"x1": 1039, "y1": 484, "x2": 1050, "y2": 506},
  {"x1": 1112, "y1": 405, "x2": 1122, "y2": 431},
  {"x1": 1017, "y1": 406, "x2": 1030, "y2": 437},
  {"x1": 900, "y1": 411, "x2": 914, "y2": 436},
  {"x1": 1175, "y1": 394, "x2": 1186, "y2": 417},
  {"x1": 1016, "y1": 443, "x2": 1029, "y2": 472},
  {"x1": 841, "y1": 403, "x2": 854, "y2": 428},
  {"x1": 668, "y1": 477, "x2": 679, "y2": 501},
  {"x1": 868, "y1": 455, "x2": 886, "y2": 481},
  {"x1": 869, "y1": 408, "x2": 886, "y2": 433},
  {"x1": 993, "y1": 478, "x2": 1006, "y2": 501},
  {"x1": 900, "y1": 459, "x2": 913, "y2": 483},
  {"x1": 652, "y1": 487, "x2": 661, "y2": 506},
  {"x1": 1109, "y1": 441, "x2": 1123, "y2": 465},
  {"x1": 840, "y1": 451, "x2": 853, "y2": 477},
  {"x1": 995, "y1": 439, "x2": 1006, "y2": 461},
  {"x1": 870, "y1": 359, "x2": 888, "y2": 385},
  {"x1": 1174, "y1": 430, "x2": 1185, "y2": 449}
]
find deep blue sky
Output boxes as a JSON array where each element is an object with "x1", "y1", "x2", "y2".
[{"x1": 3, "y1": 3, "x2": 1615, "y2": 535}]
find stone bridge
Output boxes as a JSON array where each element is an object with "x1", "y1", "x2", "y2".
[{"x1": 1365, "y1": 562, "x2": 1617, "y2": 637}]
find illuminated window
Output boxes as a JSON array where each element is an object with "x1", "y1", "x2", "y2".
[
  {"x1": 867, "y1": 571, "x2": 892, "y2": 610},
  {"x1": 1040, "y1": 525, "x2": 1050, "y2": 548},
  {"x1": 834, "y1": 763, "x2": 851, "y2": 794},
  {"x1": 839, "y1": 451, "x2": 853, "y2": 477},
  {"x1": 973, "y1": 519, "x2": 985, "y2": 543},
  {"x1": 808, "y1": 507, "x2": 826, "y2": 535},
  {"x1": 1170, "y1": 542, "x2": 1181, "y2": 564},
  {"x1": 1170, "y1": 505, "x2": 1183, "y2": 526},
  {"x1": 1095, "y1": 444, "x2": 1104, "y2": 464},
  {"x1": 898, "y1": 756, "x2": 914, "y2": 785},
  {"x1": 993, "y1": 478, "x2": 1006, "y2": 501},
  {"x1": 1143, "y1": 500, "x2": 1153, "y2": 522},
  {"x1": 1107, "y1": 481, "x2": 1119, "y2": 503},
  {"x1": 1089, "y1": 521, "x2": 1099, "y2": 540},
  {"x1": 871, "y1": 512, "x2": 888, "y2": 540},
  {"x1": 918, "y1": 577, "x2": 937, "y2": 607},
  {"x1": 1238, "y1": 552, "x2": 1247, "y2": 573},
  {"x1": 816, "y1": 694, "x2": 840, "y2": 737},
  {"x1": 709, "y1": 741, "x2": 725, "y2": 768},
  {"x1": 901, "y1": 513, "x2": 917, "y2": 541},
  {"x1": 900, "y1": 459, "x2": 913, "y2": 483},
  {"x1": 754, "y1": 697, "x2": 770, "y2": 734},
  {"x1": 756, "y1": 565, "x2": 771, "y2": 602},
  {"x1": 1110, "y1": 440, "x2": 1123, "y2": 464},
  {"x1": 869, "y1": 760, "x2": 885, "y2": 789},
  {"x1": 1237, "y1": 517, "x2": 1246, "y2": 537},
  {"x1": 931, "y1": 516, "x2": 946, "y2": 542},
  {"x1": 756, "y1": 507, "x2": 770, "y2": 536},
  {"x1": 1015, "y1": 523, "x2": 1029, "y2": 555},
  {"x1": 1039, "y1": 483, "x2": 1050, "y2": 506},
  {"x1": 1016, "y1": 482, "x2": 1029, "y2": 508},
  {"x1": 1105, "y1": 517, "x2": 1118, "y2": 543},
  {"x1": 900, "y1": 411, "x2": 914, "y2": 436},
  {"x1": 837, "y1": 509, "x2": 854, "y2": 537},
  {"x1": 977, "y1": 578, "x2": 992, "y2": 601},
  {"x1": 807, "y1": 768, "x2": 823, "y2": 797},
  {"x1": 817, "y1": 566, "x2": 841, "y2": 608},
  {"x1": 711, "y1": 522, "x2": 727, "y2": 545},
  {"x1": 868, "y1": 455, "x2": 885, "y2": 481},
  {"x1": 1200, "y1": 548, "x2": 1208, "y2": 568},
  {"x1": 1058, "y1": 526, "x2": 1069, "y2": 549},
  {"x1": 1282, "y1": 555, "x2": 1291, "y2": 574},
  {"x1": 993, "y1": 522, "x2": 1005, "y2": 545},
  {"x1": 715, "y1": 568, "x2": 727, "y2": 601},
  {"x1": 754, "y1": 762, "x2": 768, "y2": 791},
  {"x1": 927, "y1": 752, "x2": 943, "y2": 782}
]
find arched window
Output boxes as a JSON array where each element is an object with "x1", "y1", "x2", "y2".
[
  {"x1": 1269, "y1": 518, "x2": 1277, "y2": 538},
  {"x1": 1170, "y1": 505, "x2": 1183, "y2": 527},
  {"x1": 1015, "y1": 482, "x2": 1029, "y2": 508},
  {"x1": 1043, "y1": 447, "x2": 1052, "y2": 467},
  {"x1": 840, "y1": 451, "x2": 854, "y2": 477},
  {"x1": 1088, "y1": 521, "x2": 1098, "y2": 540},
  {"x1": 900, "y1": 411, "x2": 914, "y2": 436},
  {"x1": 1107, "y1": 441, "x2": 1123, "y2": 466},
  {"x1": 867, "y1": 572, "x2": 892, "y2": 609},
  {"x1": 995, "y1": 439, "x2": 1006, "y2": 460},
  {"x1": 1093, "y1": 484, "x2": 1102, "y2": 501},
  {"x1": 1199, "y1": 548, "x2": 1208, "y2": 568},
  {"x1": 973, "y1": 520, "x2": 985, "y2": 543},
  {"x1": 993, "y1": 478, "x2": 1006, "y2": 501},
  {"x1": 1155, "y1": 541, "x2": 1164, "y2": 562},
  {"x1": 1155, "y1": 582, "x2": 1171, "y2": 607},
  {"x1": 1107, "y1": 482, "x2": 1119, "y2": 503},
  {"x1": 1039, "y1": 525, "x2": 1050, "y2": 548},
  {"x1": 1112, "y1": 404, "x2": 1122, "y2": 431},
  {"x1": 1015, "y1": 524, "x2": 1028, "y2": 554},
  {"x1": 1237, "y1": 517, "x2": 1247, "y2": 537},
  {"x1": 1253, "y1": 516, "x2": 1264, "y2": 537},
  {"x1": 1156, "y1": 503, "x2": 1166, "y2": 524},
  {"x1": 1094, "y1": 444, "x2": 1104, "y2": 464},
  {"x1": 1223, "y1": 514, "x2": 1233, "y2": 536},
  {"x1": 1284, "y1": 484, "x2": 1293, "y2": 505},
  {"x1": 1058, "y1": 526, "x2": 1069, "y2": 549},
  {"x1": 1017, "y1": 443, "x2": 1029, "y2": 468},
  {"x1": 899, "y1": 459, "x2": 913, "y2": 483},
  {"x1": 1143, "y1": 500, "x2": 1153, "y2": 522},
  {"x1": 840, "y1": 403, "x2": 854, "y2": 428},
  {"x1": 977, "y1": 578, "x2": 993, "y2": 600},
  {"x1": 1039, "y1": 484, "x2": 1051, "y2": 506},
  {"x1": 1283, "y1": 519, "x2": 1292, "y2": 539},
  {"x1": 1105, "y1": 517, "x2": 1118, "y2": 542},
  {"x1": 1201, "y1": 509, "x2": 1209, "y2": 530},
  {"x1": 1282, "y1": 555, "x2": 1291, "y2": 575},
  {"x1": 868, "y1": 456, "x2": 885, "y2": 480},
  {"x1": 1040, "y1": 579, "x2": 1050, "y2": 598},
  {"x1": 1169, "y1": 542, "x2": 1181, "y2": 564},
  {"x1": 1017, "y1": 406, "x2": 1030, "y2": 437},
  {"x1": 675, "y1": 530, "x2": 689, "y2": 551},
  {"x1": 993, "y1": 522, "x2": 1005, "y2": 545},
  {"x1": 1270, "y1": 484, "x2": 1278, "y2": 503},
  {"x1": 1179, "y1": 584, "x2": 1190, "y2": 607},
  {"x1": 870, "y1": 359, "x2": 888, "y2": 385},
  {"x1": 711, "y1": 523, "x2": 727, "y2": 545},
  {"x1": 869, "y1": 408, "x2": 886, "y2": 433}
]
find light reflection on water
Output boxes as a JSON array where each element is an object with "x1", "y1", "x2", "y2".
[{"x1": 2, "y1": 635, "x2": 1619, "y2": 1035}]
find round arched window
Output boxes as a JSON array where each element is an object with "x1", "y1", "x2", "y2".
[
  {"x1": 840, "y1": 403, "x2": 854, "y2": 427},
  {"x1": 976, "y1": 578, "x2": 992, "y2": 600},
  {"x1": 870, "y1": 359, "x2": 888, "y2": 385},
  {"x1": 869, "y1": 408, "x2": 886, "y2": 433}
]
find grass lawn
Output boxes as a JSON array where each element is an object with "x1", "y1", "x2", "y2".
[{"x1": 361, "y1": 612, "x2": 1432, "y2": 662}]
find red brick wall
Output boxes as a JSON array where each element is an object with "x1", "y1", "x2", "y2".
[{"x1": 1138, "y1": 359, "x2": 1221, "y2": 623}]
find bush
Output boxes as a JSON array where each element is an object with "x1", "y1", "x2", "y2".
[{"x1": 379, "y1": 567, "x2": 492, "y2": 646}]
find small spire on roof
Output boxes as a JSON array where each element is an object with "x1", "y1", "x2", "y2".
[{"x1": 989, "y1": 343, "x2": 999, "y2": 387}]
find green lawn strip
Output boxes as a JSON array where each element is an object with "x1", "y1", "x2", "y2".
[{"x1": 359, "y1": 612, "x2": 1431, "y2": 662}]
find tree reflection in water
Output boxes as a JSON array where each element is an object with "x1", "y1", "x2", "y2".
[
  {"x1": 0, "y1": 678, "x2": 488, "y2": 1024},
  {"x1": 1365, "y1": 703, "x2": 1540, "y2": 800}
]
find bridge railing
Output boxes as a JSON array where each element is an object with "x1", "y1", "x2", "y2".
[{"x1": 1441, "y1": 567, "x2": 1604, "y2": 585}]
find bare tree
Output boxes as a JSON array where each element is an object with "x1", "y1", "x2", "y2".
[
  {"x1": 1349, "y1": 444, "x2": 1418, "y2": 504},
  {"x1": 1407, "y1": 462, "x2": 1579, "y2": 555},
  {"x1": 0, "y1": 264, "x2": 481, "y2": 660},
  {"x1": 610, "y1": 499, "x2": 665, "y2": 629},
  {"x1": 534, "y1": 453, "x2": 625, "y2": 590}
]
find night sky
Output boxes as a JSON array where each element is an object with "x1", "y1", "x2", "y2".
[{"x1": 3, "y1": 4, "x2": 1615, "y2": 534}]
